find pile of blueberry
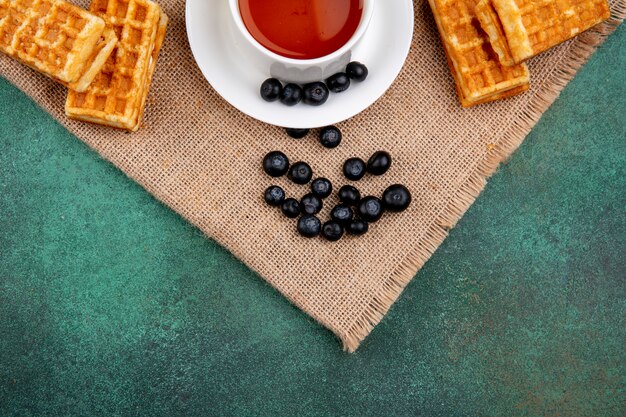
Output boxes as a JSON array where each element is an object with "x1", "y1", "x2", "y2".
[
  {"x1": 260, "y1": 62, "x2": 368, "y2": 107},
  {"x1": 262, "y1": 136, "x2": 411, "y2": 241}
]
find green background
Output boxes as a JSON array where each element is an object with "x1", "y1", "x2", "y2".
[{"x1": 1, "y1": 26, "x2": 624, "y2": 417}]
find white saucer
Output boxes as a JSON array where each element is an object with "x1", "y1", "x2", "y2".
[{"x1": 186, "y1": 0, "x2": 414, "y2": 129}]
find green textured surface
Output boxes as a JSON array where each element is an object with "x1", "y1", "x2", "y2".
[{"x1": 1, "y1": 25, "x2": 625, "y2": 416}]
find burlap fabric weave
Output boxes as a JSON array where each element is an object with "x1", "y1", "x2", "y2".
[{"x1": 1, "y1": 0, "x2": 624, "y2": 352}]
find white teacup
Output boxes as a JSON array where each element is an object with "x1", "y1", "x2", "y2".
[{"x1": 228, "y1": 0, "x2": 375, "y2": 84}]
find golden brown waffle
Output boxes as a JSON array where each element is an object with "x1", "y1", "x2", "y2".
[
  {"x1": 65, "y1": 26, "x2": 117, "y2": 91},
  {"x1": 0, "y1": 0, "x2": 109, "y2": 85},
  {"x1": 428, "y1": 0, "x2": 530, "y2": 107},
  {"x1": 477, "y1": 0, "x2": 611, "y2": 63},
  {"x1": 65, "y1": 0, "x2": 166, "y2": 131}
]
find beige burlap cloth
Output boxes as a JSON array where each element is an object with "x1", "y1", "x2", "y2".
[{"x1": 1, "y1": 0, "x2": 624, "y2": 352}]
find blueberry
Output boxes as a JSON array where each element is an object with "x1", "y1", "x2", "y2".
[
  {"x1": 260, "y1": 78, "x2": 282, "y2": 102},
  {"x1": 321, "y1": 221, "x2": 344, "y2": 241},
  {"x1": 300, "y1": 193, "x2": 323, "y2": 215},
  {"x1": 357, "y1": 196, "x2": 384, "y2": 222},
  {"x1": 281, "y1": 198, "x2": 301, "y2": 218},
  {"x1": 263, "y1": 151, "x2": 289, "y2": 177},
  {"x1": 288, "y1": 161, "x2": 313, "y2": 184},
  {"x1": 326, "y1": 72, "x2": 350, "y2": 93},
  {"x1": 319, "y1": 126, "x2": 342, "y2": 149},
  {"x1": 346, "y1": 62, "x2": 368, "y2": 82},
  {"x1": 338, "y1": 185, "x2": 361, "y2": 206},
  {"x1": 297, "y1": 215, "x2": 322, "y2": 238},
  {"x1": 285, "y1": 128, "x2": 309, "y2": 139},
  {"x1": 280, "y1": 83, "x2": 303, "y2": 106},
  {"x1": 303, "y1": 82, "x2": 329, "y2": 106},
  {"x1": 311, "y1": 178, "x2": 333, "y2": 199},
  {"x1": 367, "y1": 151, "x2": 392, "y2": 176},
  {"x1": 382, "y1": 184, "x2": 412, "y2": 212},
  {"x1": 347, "y1": 219, "x2": 369, "y2": 236},
  {"x1": 264, "y1": 185, "x2": 285, "y2": 207},
  {"x1": 330, "y1": 204, "x2": 354, "y2": 225},
  {"x1": 343, "y1": 157, "x2": 366, "y2": 181}
]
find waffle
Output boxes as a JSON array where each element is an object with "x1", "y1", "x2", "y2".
[
  {"x1": 0, "y1": 0, "x2": 111, "y2": 85},
  {"x1": 428, "y1": 0, "x2": 530, "y2": 107},
  {"x1": 65, "y1": 0, "x2": 166, "y2": 131},
  {"x1": 65, "y1": 26, "x2": 117, "y2": 91},
  {"x1": 476, "y1": 0, "x2": 611, "y2": 63}
]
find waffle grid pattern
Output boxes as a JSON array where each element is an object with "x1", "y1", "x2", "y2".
[
  {"x1": 66, "y1": 0, "x2": 161, "y2": 130},
  {"x1": 0, "y1": 0, "x2": 105, "y2": 83},
  {"x1": 430, "y1": 0, "x2": 529, "y2": 105}
]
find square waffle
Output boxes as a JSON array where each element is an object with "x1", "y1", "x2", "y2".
[
  {"x1": 427, "y1": 0, "x2": 530, "y2": 107},
  {"x1": 0, "y1": 0, "x2": 110, "y2": 85},
  {"x1": 476, "y1": 0, "x2": 611, "y2": 63},
  {"x1": 65, "y1": 0, "x2": 166, "y2": 131}
]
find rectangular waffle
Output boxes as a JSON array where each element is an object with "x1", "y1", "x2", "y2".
[
  {"x1": 0, "y1": 0, "x2": 111, "y2": 86},
  {"x1": 65, "y1": 0, "x2": 166, "y2": 131},
  {"x1": 476, "y1": 0, "x2": 611, "y2": 63},
  {"x1": 428, "y1": 0, "x2": 530, "y2": 107}
]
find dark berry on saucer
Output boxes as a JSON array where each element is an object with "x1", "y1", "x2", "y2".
[
  {"x1": 260, "y1": 78, "x2": 282, "y2": 102},
  {"x1": 263, "y1": 151, "x2": 289, "y2": 177},
  {"x1": 330, "y1": 204, "x2": 354, "y2": 225},
  {"x1": 343, "y1": 157, "x2": 367, "y2": 181},
  {"x1": 326, "y1": 72, "x2": 351, "y2": 93},
  {"x1": 338, "y1": 185, "x2": 361, "y2": 206},
  {"x1": 281, "y1": 198, "x2": 301, "y2": 218},
  {"x1": 357, "y1": 196, "x2": 384, "y2": 222},
  {"x1": 264, "y1": 185, "x2": 285, "y2": 207},
  {"x1": 382, "y1": 184, "x2": 412, "y2": 212},
  {"x1": 288, "y1": 161, "x2": 313, "y2": 184},
  {"x1": 300, "y1": 193, "x2": 323, "y2": 215},
  {"x1": 322, "y1": 221, "x2": 344, "y2": 242},
  {"x1": 367, "y1": 151, "x2": 392, "y2": 176},
  {"x1": 311, "y1": 178, "x2": 333, "y2": 199},
  {"x1": 285, "y1": 128, "x2": 309, "y2": 139},
  {"x1": 319, "y1": 126, "x2": 342, "y2": 149},
  {"x1": 297, "y1": 215, "x2": 322, "y2": 238},
  {"x1": 303, "y1": 82, "x2": 330, "y2": 106},
  {"x1": 347, "y1": 219, "x2": 369, "y2": 236},
  {"x1": 346, "y1": 62, "x2": 368, "y2": 82},
  {"x1": 280, "y1": 83, "x2": 303, "y2": 106}
]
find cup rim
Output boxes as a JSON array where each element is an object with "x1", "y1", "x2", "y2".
[{"x1": 228, "y1": 0, "x2": 374, "y2": 65}]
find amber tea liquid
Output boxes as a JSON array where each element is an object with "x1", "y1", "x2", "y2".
[{"x1": 238, "y1": 0, "x2": 364, "y2": 60}]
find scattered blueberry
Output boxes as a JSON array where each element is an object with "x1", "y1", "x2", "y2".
[
  {"x1": 297, "y1": 215, "x2": 322, "y2": 238},
  {"x1": 281, "y1": 198, "x2": 301, "y2": 218},
  {"x1": 303, "y1": 82, "x2": 330, "y2": 106},
  {"x1": 263, "y1": 151, "x2": 289, "y2": 177},
  {"x1": 264, "y1": 185, "x2": 285, "y2": 207},
  {"x1": 330, "y1": 204, "x2": 354, "y2": 225},
  {"x1": 357, "y1": 196, "x2": 384, "y2": 222},
  {"x1": 285, "y1": 128, "x2": 309, "y2": 139},
  {"x1": 260, "y1": 78, "x2": 282, "y2": 102},
  {"x1": 311, "y1": 178, "x2": 333, "y2": 199},
  {"x1": 347, "y1": 219, "x2": 369, "y2": 236},
  {"x1": 326, "y1": 72, "x2": 350, "y2": 93},
  {"x1": 319, "y1": 126, "x2": 342, "y2": 149},
  {"x1": 322, "y1": 221, "x2": 344, "y2": 241},
  {"x1": 338, "y1": 185, "x2": 361, "y2": 206},
  {"x1": 367, "y1": 151, "x2": 392, "y2": 176},
  {"x1": 300, "y1": 193, "x2": 323, "y2": 215},
  {"x1": 280, "y1": 83, "x2": 303, "y2": 106},
  {"x1": 343, "y1": 157, "x2": 367, "y2": 181},
  {"x1": 288, "y1": 161, "x2": 313, "y2": 184},
  {"x1": 382, "y1": 184, "x2": 412, "y2": 212},
  {"x1": 346, "y1": 62, "x2": 368, "y2": 82}
]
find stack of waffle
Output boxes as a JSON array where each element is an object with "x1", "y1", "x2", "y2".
[
  {"x1": 428, "y1": 0, "x2": 611, "y2": 107},
  {"x1": 0, "y1": 0, "x2": 166, "y2": 130},
  {"x1": 66, "y1": 0, "x2": 167, "y2": 131}
]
